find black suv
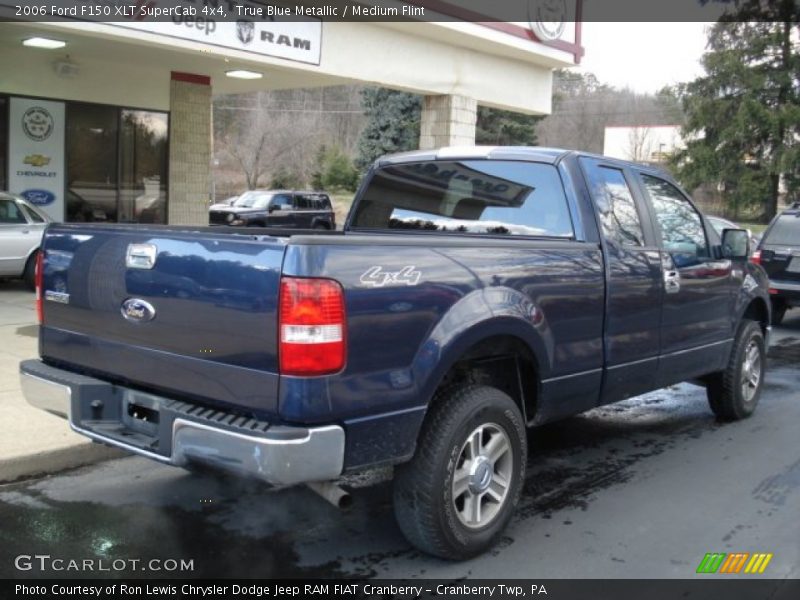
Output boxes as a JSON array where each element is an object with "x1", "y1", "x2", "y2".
[
  {"x1": 754, "y1": 202, "x2": 800, "y2": 325},
  {"x1": 209, "y1": 190, "x2": 335, "y2": 230}
]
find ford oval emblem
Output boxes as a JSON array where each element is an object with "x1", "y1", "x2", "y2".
[
  {"x1": 21, "y1": 189, "x2": 56, "y2": 206},
  {"x1": 121, "y1": 298, "x2": 156, "y2": 323}
]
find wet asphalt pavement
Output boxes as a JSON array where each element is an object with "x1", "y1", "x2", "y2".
[{"x1": 1, "y1": 317, "x2": 799, "y2": 580}]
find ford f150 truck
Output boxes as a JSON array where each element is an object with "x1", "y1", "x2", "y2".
[{"x1": 21, "y1": 147, "x2": 770, "y2": 559}]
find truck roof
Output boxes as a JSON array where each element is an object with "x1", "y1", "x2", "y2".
[
  {"x1": 376, "y1": 146, "x2": 673, "y2": 179},
  {"x1": 376, "y1": 146, "x2": 570, "y2": 166}
]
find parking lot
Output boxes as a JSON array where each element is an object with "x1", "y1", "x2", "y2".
[{"x1": 0, "y1": 281, "x2": 798, "y2": 579}]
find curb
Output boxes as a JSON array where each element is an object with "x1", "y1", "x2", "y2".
[{"x1": 0, "y1": 442, "x2": 127, "y2": 483}]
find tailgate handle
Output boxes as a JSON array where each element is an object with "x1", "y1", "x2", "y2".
[{"x1": 126, "y1": 243, "x2": 157, "y2": 270}]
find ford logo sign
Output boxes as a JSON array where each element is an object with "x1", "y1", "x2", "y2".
[
  {"x1": 21, "y1": 189, "x2": 56, "y2": 206},
  {"x1": 121, "y1": 298, "x2": 156, "y2": 323}
]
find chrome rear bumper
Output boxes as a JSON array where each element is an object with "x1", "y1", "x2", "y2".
[{"x1": 19, "y1": 360, "x2": 344, "y2": 486}]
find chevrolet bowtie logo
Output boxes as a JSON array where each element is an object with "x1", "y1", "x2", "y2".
[
  {"x1": 23, "y1": 154, "x2": 51, "y2": 167},
  {"x1": 696, "y1": 552, "x2": 773, "y2": 574}
]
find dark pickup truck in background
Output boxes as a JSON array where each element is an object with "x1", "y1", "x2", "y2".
[
  {"x1": 21, "y1": 147, "x2": 770, "y2": 559},
  {"x1": 209, "y1": 189, "x2": 335, "y2": 229}
]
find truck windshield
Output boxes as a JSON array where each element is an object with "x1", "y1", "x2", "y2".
[{"x1": 350, "y1": 160, "x2": 574, "y2": 238}]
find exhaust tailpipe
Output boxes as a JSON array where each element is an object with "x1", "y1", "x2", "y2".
[{"x1": 306, "y1": 481, "x2": 352, "y2": 510}]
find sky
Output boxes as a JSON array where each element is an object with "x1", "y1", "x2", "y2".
[{"x1": 574, "y1": 22, "x2": 714, "y2": 94}]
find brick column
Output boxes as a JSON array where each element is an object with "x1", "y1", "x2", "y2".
[
  {"x1": 419, "y1": 94, "x2": 477, "y2": 149},
  {"x1": 168, "y1": 72, "x2": 212, "y2": 225}
]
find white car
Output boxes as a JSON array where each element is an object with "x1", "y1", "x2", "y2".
[{"x1": 0, "y1": 192, "x2": 50, "y2": 290}]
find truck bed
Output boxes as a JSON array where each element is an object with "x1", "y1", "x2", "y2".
[{"x1": 40, "y1": 223, "x2": 291, "y2": 417}]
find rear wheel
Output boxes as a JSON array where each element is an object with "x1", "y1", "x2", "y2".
[
  {"x1": 393, "y1": 384, "x2": 526, "y2": 559},
  {"x1": 313, "y1": 223, "x2": 329, "y2": 230},
  {"x1": 706, "y1": 320, "x2": 765, "y2": 421},
  {"x1": 23, "y1": 250, "x2": 39, "y2": 291}
]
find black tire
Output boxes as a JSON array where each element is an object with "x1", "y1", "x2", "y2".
[
  {"x1": 706, "y1": 320, "x2": 765, "y2": 421},
  {"x1": 771, "y1": 300, "x2": 787, "y2": 326},
  {"x1": 312, "y1": 223, "x2": 329, "y2": 230},
  {"x1": 23, "y1": 250, "x2": 39, "y2": 291},
  {"x1": 393, "y1": 384, "x2": 527, "y2": 559}
]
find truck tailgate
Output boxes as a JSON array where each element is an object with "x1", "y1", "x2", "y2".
[{"x1": 39, "y1": 224, "x2": 286, "y2": 416}]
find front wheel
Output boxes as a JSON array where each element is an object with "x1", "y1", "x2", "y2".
[
  {"x1": 393, "y1": 385, "x2": 527, "y2": 559},
  {"x1": 707, "y1": 320, "x2": 765, "y2": 421}
]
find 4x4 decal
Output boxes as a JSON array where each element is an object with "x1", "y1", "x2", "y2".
[{"x1": 359, "y1": 266, "x2": 422, "y2": 288}]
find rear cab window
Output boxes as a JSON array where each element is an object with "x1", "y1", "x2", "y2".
[{"x1": 350, "y1": 160, "x2": 575, "y2": 238}]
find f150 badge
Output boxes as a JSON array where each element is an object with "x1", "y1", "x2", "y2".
[
  {"x1": 121, "y1": 298, "x2": 156, "y2": 323},
  {"x1": 360, "y1": 266, "x2": 422, "y2": 288}
]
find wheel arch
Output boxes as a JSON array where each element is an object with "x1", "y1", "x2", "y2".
[
  {"x1": 23, "y1": 244, "x2": 40, "y2": 271},
  {"x1": 431, "y1": 333, "x2": 540, "y2": 423},
  {"x1": 413, "y1": 313, "x2": 550, "y2": 430},
  {"x1": 740, "y1": 295, "x2": 770, "y2": 336}
]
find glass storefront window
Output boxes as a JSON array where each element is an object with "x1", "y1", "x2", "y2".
[
  {"x1": 66, "y1": 103, "x2": 119, "y2": 222},
  {"x1": 65, "y1": 102, "x2": 168, "y2": 224},
  {"x1": 120, "y1": 110, "x2": 168, "y2": 224}
]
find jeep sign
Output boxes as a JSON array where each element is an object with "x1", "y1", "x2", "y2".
[{"x1": 112, "y1": 5, "x2": 321, "y2": 66}]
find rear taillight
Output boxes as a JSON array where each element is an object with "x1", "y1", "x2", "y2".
[
  {"x1": 750, "y1": 249, "x2": 761, "y2": 266},
  {"x1": 35, "y1": 250, "x2": 44, "y2": 324},
  {"x1": 279, "y1": 277, "x2": 346, "y2": 376}
]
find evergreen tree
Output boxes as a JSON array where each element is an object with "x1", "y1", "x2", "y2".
[
  {"x1": 310, "y1": 144, "x2": 327, "y2": 190},
  {"x1": 671, "y1": 2, "x2": 800, "y2": 220},
  {"x1": 355, "y1": 87, "x2": 558, "y2": 170},
  {"x1": 355, "y1": 88, "x2": 421, "y2": 171},
  {"x1": 475, "y1": 107, "x2": 541, "y2": 146},
  {"x1": 320, "y1": 145, "x2": 359, "y2": 191}
]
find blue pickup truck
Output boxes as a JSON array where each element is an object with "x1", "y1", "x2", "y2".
[{"x1": 21, "y1": 147, "x2": 770, "y2": 559}]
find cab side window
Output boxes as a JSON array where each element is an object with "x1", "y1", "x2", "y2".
[
  {"x1": 271, "y1": 195, "x2": 293, "y2": 211},
  {"x1": 585, "y1": 165, "x2": 645, "y2": 247},
  {"x1": 641, "y1": 174, "x2": 708, "y2": 266}
]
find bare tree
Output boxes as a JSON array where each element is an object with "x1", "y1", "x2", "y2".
[
  {"x1": 535, "y1": 70, "x2": 682, "y2": 154},
  {"x1": 626, "y1": 126, "x2": 655, "y2": 162},
  {"x1": 213, "y1": 86, "x2": 366, "y2": 197}
]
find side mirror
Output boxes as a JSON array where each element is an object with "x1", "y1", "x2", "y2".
[
  {"x1": 721, "y1": 228, "x2": 750, "y2": 259},
  {"x1": 268, "y1": 204, "x2": 276, "y2": 213}
]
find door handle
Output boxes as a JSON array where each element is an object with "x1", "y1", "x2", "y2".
[
  {"x1": 22, "y1": 229, "x2": 30, "y2": 234},
  {"x1": 664, "y1": 270, "x2": 681, "y2": 294}
]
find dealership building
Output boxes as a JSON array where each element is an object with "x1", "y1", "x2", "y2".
[{"x1": 0, "y1": 1, "x2": 582, "y2": 225}]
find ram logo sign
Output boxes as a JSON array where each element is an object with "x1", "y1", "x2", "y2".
[{"x1": 696, "y1": 552, "x2": 773, "y2": 574}]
